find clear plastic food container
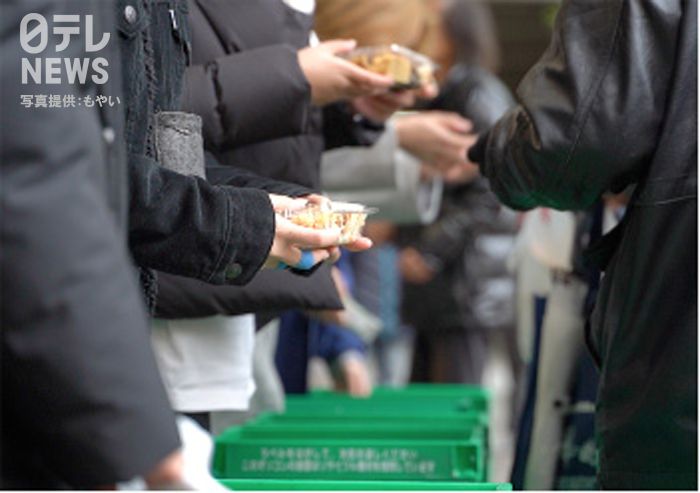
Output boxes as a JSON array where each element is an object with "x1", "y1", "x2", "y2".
[
  {"x1": 345, "y1": 44, "x2": 437, "y2": 90},
  {"x1": 283, "y1": 201, "x2": 377, "y2": 245}
]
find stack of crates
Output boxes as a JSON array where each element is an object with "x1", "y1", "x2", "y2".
[{"x1": 213, "y1": 384, "x2": 511, "y2": 491}]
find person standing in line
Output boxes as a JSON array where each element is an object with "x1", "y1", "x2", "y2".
[{"x1": 1, "y1": 1, "x2": 182, "y2": 487}]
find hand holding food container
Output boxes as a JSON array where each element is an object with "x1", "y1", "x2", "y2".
[
  {"x1": 297, "y1": 40, "x2": 395, "y2": 106},
  {"x1": 265, "y1": 194, "x2": 374, "y2": 271},
  {"x1": 345, "y1": 44, "x2": 439, "y2": 122}
]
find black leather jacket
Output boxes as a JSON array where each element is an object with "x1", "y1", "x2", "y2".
[{"x1": 470, "y1": 1, "x2": 697, "y2": 488}]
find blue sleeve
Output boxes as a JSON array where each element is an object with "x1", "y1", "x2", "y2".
[{"x1": 309, "y1": 319, "x2": 366, "y2": 363}]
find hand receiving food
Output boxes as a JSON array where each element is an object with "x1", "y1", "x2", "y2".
[
  {"x1": 266, "y1": 196, "x2": 373, "y2": 271},
  {"x1": 265, "y1": 215, "x2": 340, "y2": 270},
  {"x1": 395, "y1": 111, "x2": 475, "y2": 172}
]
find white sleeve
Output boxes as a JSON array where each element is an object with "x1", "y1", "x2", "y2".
[{"x1": 321, "y1": 122, "x2": 443, "y2": 225}]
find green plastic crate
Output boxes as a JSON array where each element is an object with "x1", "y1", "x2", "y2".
[
  {"x1": 247, "y1": 414, "x2": 488, "y2": 442},
  {"x1": 219, "y1": 479, "x2": 512, "y2": 490},
  {"x1": 284, "y1": 394, "x2": 486, "y2": 418},
  {"x1": 374, "y1": 385, "x2": 488, "y2": 407},
  {"x1": 213, "y1": 427, "x2": 486, "y2": 482},
  {"x1": 252, "y1": 411, "x2": 485, "y2": 427}
]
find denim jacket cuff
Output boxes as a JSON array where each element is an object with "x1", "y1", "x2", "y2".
[{"x1": 206, "y1": 188, "x2": 274, "y2": 285}]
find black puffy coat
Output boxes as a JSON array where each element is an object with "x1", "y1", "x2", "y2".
[
  {"x1": 154, "y1": 0, "x2": 383, "y2": 321},
  {"x1": 469, "y1": 1, "x2": 697, "y2": 488}
]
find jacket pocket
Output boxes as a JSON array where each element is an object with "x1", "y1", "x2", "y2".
[{"x1": 153, "y1": 111, "x2": 206, "y2": 178}]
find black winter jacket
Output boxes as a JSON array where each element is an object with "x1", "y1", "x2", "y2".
[
  {"x1": 154, "y1": 0, "x2": 382, "y2": 321},
  {"x1": 469, "y1": 1, "x2": 697, "y2": 488},
  {"x1": 1, "y1": 1, "x2": 179, "y2": 487},
  {"x1": 183, "y1": 0, "x2": 384, "y2": 189}
]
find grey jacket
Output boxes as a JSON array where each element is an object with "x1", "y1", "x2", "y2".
[
  {"x1": 470, "y1": 0, "x2": 697, "y2": 488},
  {"x1": 1, "y1": 1, "x2": 179, "y2": 487}
]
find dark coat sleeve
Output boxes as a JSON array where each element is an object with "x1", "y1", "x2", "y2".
[
  {"x1": 154, "y1": 263, "x2": 343, "y2": 319},
  {"x1": 128, "y1": 152, "x2": 275, "y2": 285},
  {"x1": 469, "y1": 0, "x2": 680, "y2": 211},
  {"x1": 322, "y1": 103, "x2": 386, "y2": 150},
  {"x1": 0, "y1": 1, "x2": 179, "y2": 486},
  {"x1": 183, "y1": 44, "x2": 311, "y2": 150},
  {"x1": 204, "y1": 151, "x2": 314, "y2": 197}
]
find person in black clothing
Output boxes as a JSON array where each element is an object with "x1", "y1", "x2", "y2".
[
  {"x1": 117, "y1": 0, "x2": 370, "y2": 313},
  {"x1": 398, "y1": 0, "x2": 517, "y2": 385},
  {"x1": 468, "y1": 0, "x2": 697, "y2": 488},
  {"x1": 1, "y1": 1, "x2": 182, "y2": 487},
  {"x1": 155, "y1": 0, "x2": 428, "y2": 321}
]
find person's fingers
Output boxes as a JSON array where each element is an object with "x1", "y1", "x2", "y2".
[
  {"x1": 438, "y1": 125, "x2": 475, "y2": 148},
  {"x1": 342, "y1": 237, "x2": 373, "y2": 252},
  {"x1": 282, "y1": 245, "x2": 331, "y2": 270},
  {"x1": 435, "y1": 131, "x2": 474, "y2": 159},
  {"x1": 320, "y1": 38, "x2": 358, "y2": 56},
  {"x1": 144, "y1": 450, "x2": 185, "y2": 488},
  {"x1": 303, "y1": 193, "x2": 332, "y2": 209},
  {"x1": 417, "y1": 81, "x2": 439, "y2": 99},
  {"x1": 269, "y1": 194, "x2": 308, "y2": 213},
  {"x1": 341, "y1": 60, "x2": 394, "y2": 90},
  {"x1": 280, "y1": 218, "x2": 342, "y2": 248},
  {"x1": 439, "y1": 113, "x2": 473, "y2": 134},
  {"x1": 326, "y1": 245, "x2": 342, "y2": 263}
]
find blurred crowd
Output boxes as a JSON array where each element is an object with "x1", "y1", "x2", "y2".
[{"x1": 1, "y1": 0, "x2": 696, "y2": 490}]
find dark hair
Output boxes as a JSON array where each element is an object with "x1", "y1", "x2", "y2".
[{"x1": 442, "y1": 0, "x2": 501, "y2": 72}]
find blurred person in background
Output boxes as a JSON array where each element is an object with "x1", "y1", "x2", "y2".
[
  {"x1": 314, "y1": 0, "x2": 484, "y2": 390},
  {"x1": 468, "y1": 0, "x2": 697, "y2": 488},
  {"x1": 395, "y1": 0, "x2": 518, "y2": 387}
]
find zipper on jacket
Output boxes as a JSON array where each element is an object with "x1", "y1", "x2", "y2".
[{"x1": 168, "y1": 6, "x2": 191, "y2": 65}]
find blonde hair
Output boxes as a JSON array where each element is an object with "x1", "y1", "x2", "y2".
[{"x1": 314, "y1": 0, "x2": 440, "y2": 57}]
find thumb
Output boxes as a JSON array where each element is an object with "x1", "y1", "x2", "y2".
[
  {"x1": 320, "y1": 38, "x2": 358, "y2": 55},
  {"x1": 281, "y1": 218, "x2": 342, "y2": 248}
]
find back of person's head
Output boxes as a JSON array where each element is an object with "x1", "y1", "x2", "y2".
[
  {"x1": 314, "y1": 0, "x2": 440, "y2": 55},
  {"x1": 441, "y1": 0, "x2": 501, "y2": 73}
]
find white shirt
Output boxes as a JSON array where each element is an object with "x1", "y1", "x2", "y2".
[{"x1": 151, "y1": 315, "x2": 256, "y2": 413}]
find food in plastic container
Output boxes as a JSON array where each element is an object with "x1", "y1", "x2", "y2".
[
  {"x1": 345, "y1": 44, "x2": 437, "y2": 89},
  {"x1": 283, "y1": 201, "x2": 376, "y2": 245}
]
